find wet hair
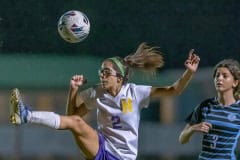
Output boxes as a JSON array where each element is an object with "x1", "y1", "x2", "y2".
[
  {"x1": 106, "y1": 42, "x2": 164, "y2": 83},
  {"x1": 213, "y1": 59, "x2": 240, "y2": 99}
]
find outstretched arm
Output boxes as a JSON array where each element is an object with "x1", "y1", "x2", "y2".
[
  {"x1": 66, "y1": 75, "x2": 89, "y2": 116},
  {"x1": 150, "y1": 49, "x2": 200, "y2": 97},
  {"x1": 179, "y1": 122, "x2": 212, "y2": 144}
]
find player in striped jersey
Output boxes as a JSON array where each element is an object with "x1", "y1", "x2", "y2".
[
  {"x1": 179, "y1": 59, "x2": 240, "y2": 160},
  {"x1": 10, "y1": 42, "x2": 200, "y2": 160}
]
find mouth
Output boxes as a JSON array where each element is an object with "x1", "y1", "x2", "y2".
[{"x1": 215, "y1": 83, "x2": 224, "y2": 89}]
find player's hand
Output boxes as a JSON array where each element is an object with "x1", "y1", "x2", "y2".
[
  {"x1": 184, "y1": 49, "x2": 200, "y2": 73},
  {"x1": 70, "y1": 75, "x2": 86, "y2": 89},
  {"x1": 191, "y1": 122, "x2": 212, "y2": 134}
]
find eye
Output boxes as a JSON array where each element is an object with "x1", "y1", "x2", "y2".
[
  {"x1": 223, "y1": 75, "x2": 228, "y2": 78},
  {"x1": 103, "y1": 70, "x2": 111, "y2": 75},
  {"x1": 215, "y1": 73, "x2": 220, "y2": 78},
  {"x1": 98, "y1": 68, "x2": 112, "y2": 76}
]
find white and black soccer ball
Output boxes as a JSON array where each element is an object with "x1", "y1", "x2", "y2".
[{"x1": 57, "y1": 10, "x2": 90, "y2": 43}]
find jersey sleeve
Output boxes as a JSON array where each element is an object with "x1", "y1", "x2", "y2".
[
  {"x1": 185, "y1": 98, "x2": 214, "y2": 125},
  {"x1": 132, "y1": 84, "x2": 152, "y2": 109},
  {"x1": 79, "y1": 87, "x2": 97, "y2": 110},
  {"x1": 185, "y1": 104, "x2": 203, "y2": 125}
]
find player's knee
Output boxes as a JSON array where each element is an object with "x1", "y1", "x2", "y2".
[{"x1": 70, "y1": 115, "x2": 85, "y2": 133}]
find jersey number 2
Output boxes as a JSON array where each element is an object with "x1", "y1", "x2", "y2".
[{"x1": 112, "y1": 116, "x2": 122, "y2": 129}]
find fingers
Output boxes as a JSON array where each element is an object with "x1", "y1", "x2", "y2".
[
  {"x1": 199, "y1": 122, "x2": 212, "y2": 133},
  {"x1": 188, "y1": 49, "x2": 195, "y2": 57},
  {"x1": 71, "y1": 75, "x2": 87, "y2": 84},
  {"x1": 186, "y1": 49, "x2": 200, "y2": 65},
  {"x1": 72, "y1": 75, "x2": 83, "y2": 81},
  {"x1": 203, "y1": 122, "x2": 212, "y2": 129},
  {"x1": 192, "y1": 122, "x2": 212, "y2": 134},
  {"x1": 192, "y1": 54, "x2": 200, "y2": 64}
]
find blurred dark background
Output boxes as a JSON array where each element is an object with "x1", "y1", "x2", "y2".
[
  {"x1": 0, "y1": 0, "x2": 239, "y2": 160},
  {"x1": 0, "y1": 0, "x2": 239, "y2": 67}
]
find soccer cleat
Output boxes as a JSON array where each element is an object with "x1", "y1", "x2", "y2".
[{"x1": 10, "y1": 88, "x2": 29, "y2": 125}]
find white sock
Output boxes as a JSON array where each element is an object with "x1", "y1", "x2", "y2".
[{"x1": 28, "y1": 111, "x2": 61, "y2": 129}]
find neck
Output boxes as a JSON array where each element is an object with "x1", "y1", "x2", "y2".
[
  {"x1": 108, "y1": 85, "x2": 122, "y2": 97},
  {"x1": 217, "y1": 91, "x2": 236, "y2": 106}
]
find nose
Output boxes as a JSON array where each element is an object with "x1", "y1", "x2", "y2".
[
  {"x1": 99, "y1": 72, "x2": 107, "y2": 79},
  {"x1": 217, "y1": 75, "x2": 224, "y2": 80},
  {"x1": 99, "y1": 74, "x2": 104, "y2": 80},
  {"x1": 98, "y1": 70, "x2": 104, "y2": 77},
  {"x1": 215, "y1": 75, "x2": 224, "y2": 83}
]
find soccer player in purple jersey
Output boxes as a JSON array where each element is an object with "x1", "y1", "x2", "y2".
[{"x1": 10, "y1": 42, "x2": 200, "y2": 160}]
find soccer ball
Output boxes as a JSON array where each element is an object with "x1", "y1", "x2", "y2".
[{"x1": 57, "y1": 10, "x2": 90, "y2": 43}]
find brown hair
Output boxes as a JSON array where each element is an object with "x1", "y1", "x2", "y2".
[
  {"x1": 213, "y1": 59, "x2": 240, "y2": 99},
  {"x1": 107, "y1": 42, "x2": 164, "y2": 83}
]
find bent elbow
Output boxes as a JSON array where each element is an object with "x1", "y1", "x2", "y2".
[
  {"x1": 166, "y1": 85, "x2": 184, "y2": 96},
  {"x1": 178, "y1": 138, "x2": 187, "y2": 144},
  {"x1": 170, "y1": 86, "x2": 183, "y2": 96},
  {"x1": 178, "y1": 133, "x2": 188, "y2": 144},
  {"x1": 179, "y1": 138, "x2": 188, "y2": 145},
  {"x1": 174, "y1": 90, "x2": 183, "y2": 96}
]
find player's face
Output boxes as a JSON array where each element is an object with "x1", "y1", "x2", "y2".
[
  {"x1": 99, "y1": 61, "x2": 122, "y2": 92},
  {"x1": 214, "y1": 67, "x2": 238, "y2": 94}
]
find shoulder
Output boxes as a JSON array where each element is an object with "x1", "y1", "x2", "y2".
[
  {"x1": 127, "y1": 83, "x2": 151, "y2": 89},
  {"x1": 231, "y1": 100, "x2": 240, "y2": 107},
  {"x1": 185, "y1": 98, "x2": 216, "y2": 124},
  {"x1": 127, "y1": 83, "x2": 152, "y2": 94},
  {"x1": 199, "y1": 97, "x2": 216, "y2": 107},
  {"x1": 195, "y1": 97, "x2": 216, "y2": 111},
  {"x1": 80, "y1": 84, "x2": 104, "y2": 98},
  {"x1": 126, "y1": 83, "x2": 152, "y2": 99}
]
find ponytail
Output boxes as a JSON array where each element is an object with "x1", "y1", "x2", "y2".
[
  {"x1": 107, "y1": 42, "x2": 164, "y2": 83},
  {"x1": 124, "y1": 42, "x2": 164, "y2": 73}
]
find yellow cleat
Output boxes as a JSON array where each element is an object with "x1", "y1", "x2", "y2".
[{"x1": 9, "y1": 88, "x2": 28, "y2": 125}]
